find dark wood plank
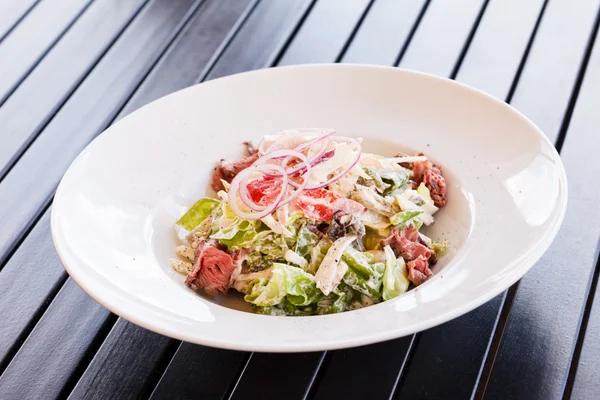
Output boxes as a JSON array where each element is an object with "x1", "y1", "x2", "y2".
[
  {"x1": 118, "y1": 0, "x2": 257, "y2": 118},
  {"x1": 509, "y1": 0, "x2": 600, "y2": 145},
  {"x1": 0, "y1": 0, "x2": 148, "y2": 181},
  {"x1": 0, "y1": 0, "x2": 92, "y2": 104},
  {"x1": 230, "y1": 353, "x2": 326, "y2": 400},
  {"x1": 67, "y1": 320, "x2": 178, "y2": 400},
  {"x1": 0, "y1": 0, "x2": 39, "y2": 42},
  {"x1": 482, "y1": 8, "x2": 600, "y2": 400},
  {"x1": 456, "y1": 0, "x2": 545, "y2": 100},
  {"x1": 206, "y1": 0, "x2": 315, "y2": 80},
  {"x1": 0, "y1": 279, "x2": 114, "y2": 400},
  {"x1": 341, "y1": 0, "x2": 427, "y2": 66},
  {"x1": 277, "y1": 0, "x2": 372, "y2": 65},
  {"x1": 314, "y1": 339, "x2": 413, "y2": 400},
  {"x1": 0, "y1": 0, "x2": 201, "y2": 397},
  {"x1": 0, "y1": 0, "x2": 200, "y2": 269},
  {"x1": 400, "y1": 0, "x2": 485, "y2": 76},
  {"x1": 150, "y1": 344, "x2": 248, "y2": 400},
  {"x1": 0, "y1": 211, "x2": 65, "y2": 372}
]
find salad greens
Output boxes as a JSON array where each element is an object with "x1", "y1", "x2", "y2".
[{"x1": 172, "y1": 134, "x2": 447, "y2": 316}]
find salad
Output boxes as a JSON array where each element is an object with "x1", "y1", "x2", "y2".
[{"x1": 171, "y1": 129, "x2": 448, "y2": 316}]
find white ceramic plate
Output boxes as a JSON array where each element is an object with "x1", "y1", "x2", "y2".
[{"x1": 52, "y1": 64, "x2": 567, "y2": 352}]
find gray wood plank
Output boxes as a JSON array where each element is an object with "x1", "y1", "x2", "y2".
[
  {"x1": 230, "y1": 352, "x2": 326, "y2": 400},
  {"x1": 206, "y1": 0, "x2": 315, "y2": 80},
  {"x1": 0, "y1": 210, "x2": 65, "y2": 372},
  {"x1": 0, "y1": 280, "x2": 114, "y2": 400},
  {"x1": 456, "y1": 0, "x2": 544, "y2": 100},
  {"x1": 118, "y1": 0, "x2": 256, "y2": 117},
  {"x1": 400, "y1": 0, "x2": 485, "y2": 76},
  {"x1": 0, "y1": 0, "x2": 39, "y2": 42},
  {"x1": 277, "y1": 0, "x2": 372, "y2": 65},
  {"x1": 68, "y1": 320, "x2": 178, "y2": 400},
  {"x1": 0, "y1": 0, "x2": 200, "y2": 269},
  {"x1": 0, "y1": 0, "x2": 92, "y2": 104},
  {"x1": 150, "y1": 343, "x2": 248, "y2": 400},
  {"x1": 0, "y1": 0, "x2": 201, "y2": 397},
  {"x1": 483, "y1": 6, "x2": 600, "y2": 399},
  {"x1": 0, "y1": 0, "x2": 148, "y2": 181},
  {"x1": 342, "y1": 0, "x2": 427, "y2": 66}
]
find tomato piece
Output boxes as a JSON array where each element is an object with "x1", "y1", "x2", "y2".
[
  {"x1": 245, "y1": 177, "x2": 283, "y2": 206},
  {"x1": 295, "y1": 189, "x2": 365, "y2": 221}
]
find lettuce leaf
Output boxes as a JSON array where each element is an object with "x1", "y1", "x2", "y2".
[
  {"x1": 210, "y1": 218, "x2": 260, "y2": 250},
  {"x1": 390, "y1": 210, "x2": 423, "y2": 230},
  {"x1": 295, "y1": 223, "x2": 320, "y2": 258},
  {"x1": 244, "y1": 263, "x2": 321, "y2": 307},
  {"x1": 176, "y1": 198, "x2": 220, "y2": 231},
  {"x1": 363, "y1": 167, "x2": 390, "y2": 193},
  {"x1": 342, "y1": 246, "x2": 375, "y2": 277},
  {"x1": 381, "y1": 169, "x2": 409, "y2": 189},
  {"x1": 316, "y1": 283, "x2": 355, "y2": 314},
  {"x1": 245, "y1": 231, "x2": 289, "y2": 271},
  {"x1": 382, "y1": 245, "x2": 410, "y2": 301},
  {"x1": 342, "y1": 262, "x2": 383, "y2": 300},
  {"x1": 307, "y1": 237, "x2": 332, "y2": 275}
]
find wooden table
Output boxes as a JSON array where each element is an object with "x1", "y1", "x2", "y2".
[{"x1": 1, "y1": 0, "x2": 599, "y2": 398}]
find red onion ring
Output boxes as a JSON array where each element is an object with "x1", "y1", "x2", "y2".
[
  {"x1": 228, "y1": 164, "x2": 288, "y2": 220},
  {"x1": 290, "y1": 136, "x2": 361, "y2": 190}
]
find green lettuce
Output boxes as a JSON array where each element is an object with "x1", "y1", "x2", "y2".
[
  {"x1": 417, "y1": 182, "x2": 433, "y2": 204},
  {"x1": 390, "y1": 210, "x2": 423, "y2": 230},
  {"x1": 210, "y1": 218, "x2": 260, "y2": 250},
  {"x1": 342, "y1": 262, "x2": 383, "y2": 300},
  {"x1": 351, "y1": 184, "x2": 398, "y2": 217},
  {"x1": 255, "y1": 299, "x2": 315, "y2": 316},
  {"x1": 382, "y1": 246, "x2": 410, "y2": 301},
  {"x1": 244, "y1": 263, "x2": 321, "y2": 307},
  {"x1": 308, "y1": 237, "x2": 332, "y2": 274},
  {"x1": 245, "y1": 231, "x2": 289, "y2": 271},
  {"x1": 316, "y1": 283, "x2": 355, "y2": 314},
  {"x1": 364, "y1": 167, "x2": 390, "y2": 193},
  {"x1": 176, "y1": 198, "x2": 220, "y2": 231},
  {"x1": 295, "y1": 223, "x2": 320, "y2": 258},
  {"x1": 381, "y1": 169, "x2": 409, "y2": 189},
  {"x1": 342, "y1": 246, "x2": 375, "y2": 277}
]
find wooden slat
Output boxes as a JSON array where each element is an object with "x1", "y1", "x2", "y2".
[
  {"x1": 206, "y1": 0, "x2": 315, "y2": 80},
  {"x1": 277, "y1": 0, "x2": 372, "y2": 65},
  {"x1": 0, "y1": 0, "x2": 201, "y2": 398},
  {"x1": 400, "y1": 0, "x2": 485, "y2": 77},
  {"x1": 230, "y1": 353, "x2": 326, "y2": 400},
  {"x1": 456, "y1": 0, "x2": 545, "y2": 100},
  {"x1": 314, "y1": 339, "x2": 413, "y2": 400},
  {"x1": 0, "y1": 280, "x2": 114, "y2": 400},
  {"x1": 118, "y1": 0, "x2": 257, "y2": 118},
  {"x1": 0, "y1": 0, "x2": 39, "y2": 42},
  {"x1": 0, "y1": 0, "x2": 199, "y2": 269},
  {"x1": 150, "y1": 344, "x2": 247, "y2": 400},
  {"x1": 0, "y1": 211, "x2": 64, "y2": 372},
  {"x1": 341, "y1": 0, "x2": 427, "y2": 66},
  {"x1": 0, "y1": 0, "x2": 148, "y2": 180},
  {"x1": 0, "y1": 0, "x2": 92, "y2": 105},
  {"x1": 67, "y1": 320, "x2": 178, "y2": 400},
  {"x1": 482, "y1": 7, "x2": 600, "y2": 400}
]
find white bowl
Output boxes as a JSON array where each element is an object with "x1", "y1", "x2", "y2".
[{"x1": 51, "y1": 64, "x2": 567, "y2": 352}]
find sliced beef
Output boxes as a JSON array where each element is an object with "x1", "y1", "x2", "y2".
[
  {"x1": 380, "y1": 226, "x2": 431, "y2": 262},
  {"x1": 185, "y1": 240, "x2": 236, "y2": 296},
  {"x1": 412, "y1": 159, "x2": 447, "y2": 207},
  {"x1": 407, "y1": 255, "x2": 433, "y2": 286},
  {"x1": 211, "y1": 152, "x2": 260, "y2": 192}
]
